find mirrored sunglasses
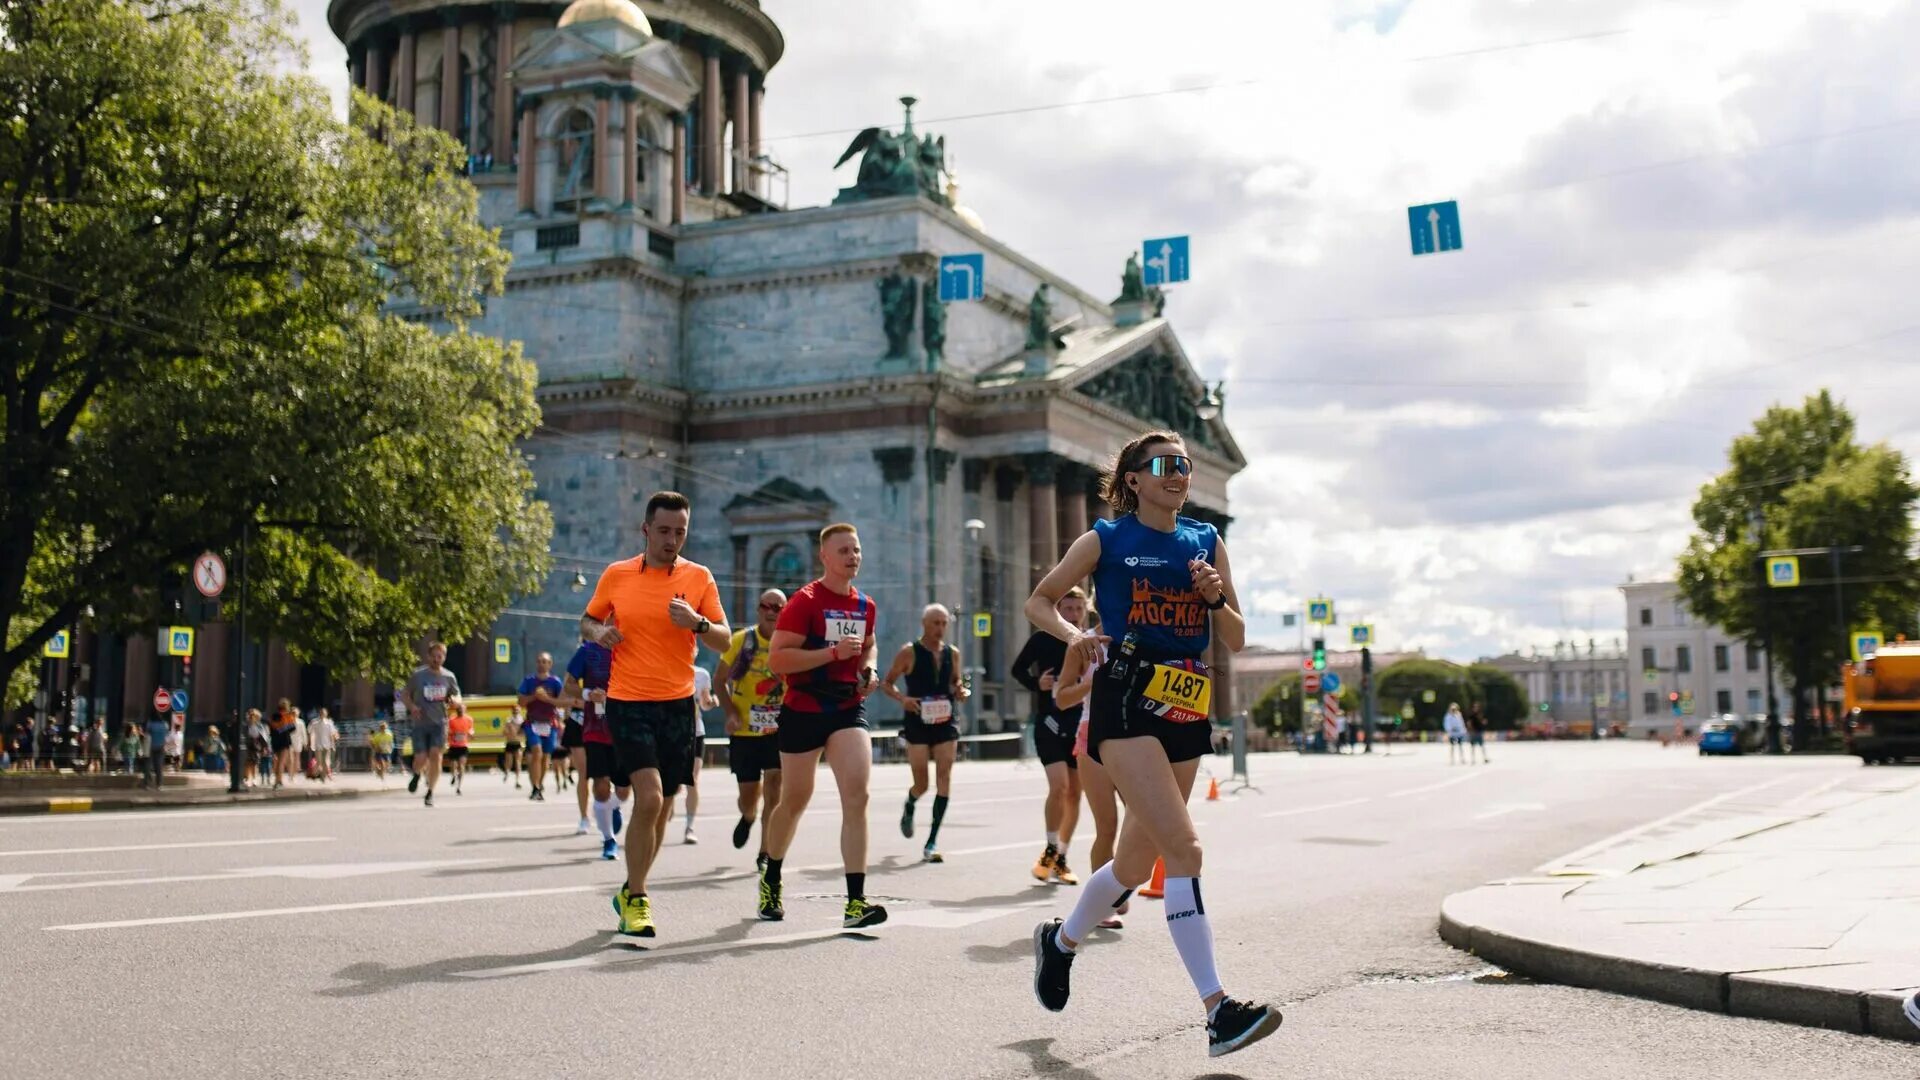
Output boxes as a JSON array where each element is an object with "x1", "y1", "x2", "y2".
[{"x1": 1133, "y1": 454, "x2": 1193, "y2": 478}]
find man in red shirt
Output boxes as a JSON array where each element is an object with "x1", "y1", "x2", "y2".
[
  {"x1": 580, "y1": 492, "x2": 732, "y2": 941},
  {"x1": 757, "y1": 523, "x2": 886, "y2": 929}
]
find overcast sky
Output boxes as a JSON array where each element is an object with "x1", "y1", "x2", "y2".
[{"x1": 289, "y1": 0, "x2": 1920, "y2": 661}]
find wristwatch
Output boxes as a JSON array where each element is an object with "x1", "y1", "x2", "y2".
[
  {"x1": 695, "y1": 618, "x2": 711, "y2": 635},
  {"x1": 1203, "y1": 593, "x2": 1228, "y2": 611}
]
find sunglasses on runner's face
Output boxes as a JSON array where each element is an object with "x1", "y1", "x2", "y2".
[
  {"x1": 1131, "y1": 454, "x2": 1193, "y2": 478},
  {"x1": 759, "y1": 602, "x2": 784, "y2": 612}
]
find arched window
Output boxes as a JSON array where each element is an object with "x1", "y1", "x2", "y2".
[
  {"x1": 555, "y1": 109, "x2": 595, "y2": 207},
  {"x1": 762, "y1": 543, "x2": 806, "y2": 594}
]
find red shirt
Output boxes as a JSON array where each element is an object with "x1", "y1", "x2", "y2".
[{"x1": 775, "y1": 580, "x2": 876, "y2": 714}]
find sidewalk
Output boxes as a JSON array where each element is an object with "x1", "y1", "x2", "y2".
[
  {"x1": 1440, "y1": 768, "x2": 1920, "y2": 1042},
  {"x1": 0, "y1": 768, "x2": 407, "y2": 815}
]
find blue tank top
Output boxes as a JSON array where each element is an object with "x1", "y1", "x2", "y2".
[{"x1": 1090, "y1": 514, "x2": 1220, "y2": 659}]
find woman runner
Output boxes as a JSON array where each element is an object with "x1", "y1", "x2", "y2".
[{"x1": 1027, "y1": 430, "x2": 1283, "y2": 1059}]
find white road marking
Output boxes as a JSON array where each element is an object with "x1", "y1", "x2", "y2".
[
  {"x1": 1533, "y1": 775, "x2": 1805, "y2": 874},
  {"x1": 1261, "y1": 797, "x2": 1372, "y2": 819},
  {"x1": 7, "y1": 859, "x2": 485, "y2": 894},
  {"x1": 0, "y1": 836, "x2": 333, "y2": 858},
  {"x1": 1472, "y1": 802, "x2": 1546, "y2": 822},
  {"x1": 46, "y1": 884, "x2": 598, "y2": 931},
  {"x1": 1384, "y1": 771, "x2": 1488, "y2": 798}
]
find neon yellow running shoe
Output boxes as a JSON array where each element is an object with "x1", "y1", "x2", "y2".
[{"x1": 612, "y1": 884, "x2": 655, "y2": 938}]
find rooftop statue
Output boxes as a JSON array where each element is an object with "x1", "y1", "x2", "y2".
[{"x1": 833, "y1": 96, "x2": 950, "y2": 206}]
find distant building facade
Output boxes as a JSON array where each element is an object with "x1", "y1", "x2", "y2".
[
  {"x1": 1479, "y1": 644, "x2": 1629, "y2": 731},
  {"x1": 1621, "y1": 580, "x2": 1774, "y2": 735}
]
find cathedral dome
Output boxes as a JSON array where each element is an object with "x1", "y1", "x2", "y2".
[{"x1": 557, "y1": 0, "x2": 653, "y2": 35}]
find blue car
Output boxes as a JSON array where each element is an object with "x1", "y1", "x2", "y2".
[{"x1": 1698, "y1": 720, "x2": 1742, "y2": 756}]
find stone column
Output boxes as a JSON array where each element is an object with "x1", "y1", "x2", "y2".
[
  {"x1": 341, "y1": 677, "x2": 376, "y2": 721},
  {"x1": 731, "y1": 537, "x2": 750, "y2": 632},
  {"x1": 195, "y1": 621, "x2": 230, "y2": 727},
  {"x1": 123, "y1": 633, "x2": 154, "y2": 726},
  {"x1": 1056, "y1": 465, "x2": 1089, "y2": 557},
  {"x1": 730, "y1": 66, "x2": 749, "y2": 193},
  {"x1": 516, "y1": 98, "x2": 537, "y2": 212},
  {"x1": 593, "y1": 89, "x2": 612, "y2": 200},
  {"x1": 1024, "y1": 454, "x2": 1059, "y2": 589},
  {"x1": 395, "y1": 25, "x2": 418, "y2": 121},
  {"x1": 700, "y1": 45, "x2": 722, "y2": 195},
  {"x1": 365, "y1": 41, "x2": 386, "y2": 103},
  {"x1": 749, "y1": 76, "x2": 764, "y2": 195},
  {"x1": 439, "y1": 19, "x2": 461, "y2": 136},
  {"x1": 620, "y1": 90, "x2": 638, "y2": 207},
  {"x1": 493, "y1": 5, "x2": 516, "y2": 158},
  {"x1": 670, "y1": 113, "x2": 686, "y2": 223},
  {"x1": 349, "y1": 50, "x2": 365, "y2": 94}
]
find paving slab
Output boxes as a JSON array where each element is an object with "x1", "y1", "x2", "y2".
[{"x1": 1440, "y1": 769, "x2": 1920, "y2": 1041}]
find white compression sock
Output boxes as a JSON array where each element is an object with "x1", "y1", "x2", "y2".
[
  {"x1": 1163, "y1": 876, "x2": 1223, "y2": 1001},
  {"x1": 1046, "y1": 831, "x2": 1060, "y2": 848},
  {"x1": 592, "y1": 796, "x2": 616, "y2": 842},
  {"x1": 1059, "y1": 862, "x2": 1133, "y2": 950}
]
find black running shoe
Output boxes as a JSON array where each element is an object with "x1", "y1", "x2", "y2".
[
  {"x1": 756, "y1": 852, "x2": 768, "y2": 872},
  {"x1": 1206, "y1": 998, "x2": 1283, "y2": 1058},
  {"x1": 1032, "y1": 918, "x2": 1074, "y2": 1012},
  {"x1": 899, "y1": 799, "x2": 915, "y2": 839},
  {"x1": 408, "y1": 773, "x2": 420, "y2": 794},
  {"x1": 842, "y1": 898, "x2": 887, "y2": 929},
  {"x1": 757, "y1": 870, "x2": 784, "y2": 921},
  {"x1": 732, "y1": 816, "x2": 752, "y2": 849},
  {"x1": 423, "y1": 791, "x2": 434, "y2": 808}
]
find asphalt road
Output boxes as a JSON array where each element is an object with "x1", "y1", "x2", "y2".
[{"x1": 4, "y1": 742, "x2": 1913, "y2": 1079}]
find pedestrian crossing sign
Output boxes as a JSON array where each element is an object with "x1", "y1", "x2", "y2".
[
  {"x1": 1350, "y1": 624, "x2": 1374, "y2": 646},
  {"x1": 1851, "y1": 630, "x2": 1882, "y2": 662},
  {"x1": 43, "y1": 631, "x2": 70, "y2": 659},
  {"x1": 160, "y1": 626, "x2": 194, "y2": 657},
  {"x1": 1766, "y1": 555, "x2": 1800, "y2": 588},
  {"x1": 494, "y1": 638, "x2": 511, "y2": 664},
  {"x1": 973, "y1": 613, "x2": 991, "y2": 638},
  {"x1": 1308, "y1": 598, "x2": 1334, "y2": 625}
]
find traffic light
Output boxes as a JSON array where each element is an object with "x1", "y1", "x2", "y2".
[
  {"x1": 1311, "y1": 637, "x2": 1326, "y2": 671},
  {"x1": 1668, "y1": 691, "x2": 1681, "y2": 716}
]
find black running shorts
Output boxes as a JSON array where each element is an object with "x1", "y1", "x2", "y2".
[
  {"x1": 775, "y1": 704, "x2": 867, "y2": 756},
  {"x1": 561, "y1": 718, "x2": 585, "y2": 750},
  {"x1": 605, "y1": 697, "x2": 697, "y2": 797},
  {"x1": 585, "y1": 741, "x2": 628, "y2": 784},
  {"x1": 901, "y1": 718, "x2": 959, "y2": 747},
  {"x1": 728, "y1": 735, "x2": 782, "y2": 782},
  {"x1": 1033, "y1": 716, "x2": 1078, "y2": 769},
  {"x1": 1085, "y1": 664, "x2": 1211, "y2": 766},
  {"x1": 444, "y1": 746, "x2": 469, "y2": 762}
]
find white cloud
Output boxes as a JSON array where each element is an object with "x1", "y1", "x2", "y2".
[{"x1": 285, "y1": 0, "x2": 1920, "y2": 660}]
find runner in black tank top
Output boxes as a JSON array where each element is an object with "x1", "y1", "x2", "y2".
[
  {"x1": 1023, "y1": 430, "x2": 1283, "y2": 1060},
  {"x1": 881, "y1": 603, "x2": 970, "y2": 863}
]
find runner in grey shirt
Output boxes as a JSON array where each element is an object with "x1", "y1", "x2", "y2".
[{"x1": 404, "y1": 641, "x2": 461, "y2": 807}]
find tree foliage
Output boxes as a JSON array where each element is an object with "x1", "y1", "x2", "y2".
[
  {"x1": 1676, "y1": 392, "x2": 1920, "y2": 738},
  {"x1": 1375, "y1": 658, "x2": 1472, "y2": 730},
  {"x1": 1249, "y1": 671, "x2": 1357, "y2": 733},
  {"x1": 0, "y1": 0, "x2": 551, "y2": 689}
]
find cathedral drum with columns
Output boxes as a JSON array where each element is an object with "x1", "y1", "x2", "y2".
[{"x1": 326, "y1": 0, "x2": 1246, "y2": 729}]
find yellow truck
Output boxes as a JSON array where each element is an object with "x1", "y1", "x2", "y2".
[
  {"x1": 1842, "y1": 640, "x2": 1920, "y2": 764},
  {"x1": 399, "y1": 694, "x2": 521, "y2": 767}
]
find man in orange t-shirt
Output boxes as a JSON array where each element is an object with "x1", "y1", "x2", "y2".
[
  {"x1": 445, "y1": 697, "x2": 474, "y2": 795},
  {"x1": 580, "y1": 491, "x2": 732, "y2": 941}
]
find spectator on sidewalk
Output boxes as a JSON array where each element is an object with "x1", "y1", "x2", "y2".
[
  {"x1": 268, "y1": 700, "x2": 298, "y2": 788},
  {"x1": 290, "y1": 706, "x2": 310, "y2": 780},
  {"x1": 244, "y1": 710, "x2": 270, "y2": 788},
  {"x1": 164, "y1": 716, "x2": 185, "y2": 772},
  {"x1": 142, "y1": 710, "x2": 168, "y2": 789},
  {"x1": 117, "y1": 723, "x2": 141, "y2": 776},
  {"x1": 309, "y1": 709, "x2": 338, "y2": 781},
  {"x1": 1466, "y1": 704, "x2": 1491, "y2": 764},
  {"x1": 1444, "y1": 703, "x2": 1469, "y2": 765},
  {"x1": 84, "y1": 719, "x2": 107, "y2": 774},
  {"x1": 368, "y1": 721, "x2": 393, "y2": 782}
]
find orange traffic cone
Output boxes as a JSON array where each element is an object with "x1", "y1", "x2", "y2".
[
  {"x1": 1206, "y1": 775, "x2": 1221, "y2": 801},
  {"x1": 1140, "y1": 858, "x2": 1166, "y2": 899}
]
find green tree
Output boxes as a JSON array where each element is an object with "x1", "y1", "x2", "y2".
[
  {"x1": 0, "y1": 0, "x2": 551, "y2": 691},
  {"x1": 1677, "y1": 391, "x2": 1920, "y2": 748},
  {"x1": 1462, "y1": 663, "x2": 1528, "y2": 729},
  {"x1": 1375, "y1": 658, "x2": 1471, "y2": 731},
  {"x1": 1250, "y1": 672, "x2": 1357, "y2": 735}
]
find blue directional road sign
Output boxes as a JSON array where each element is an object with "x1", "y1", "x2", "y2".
[
  {"x1": 938, "y1": 253, "x2": 985, "y2": 302},
  {"x1": 168, "y1": 689, "x2": 189, "y2": 714},
  {"x1": 1320, "y1": 672, "x2": 1342, "y2": 695},
  {"x1": 1407, "y1": 200, "x2": 1463, "y2": 256},
  {"x1": 1141, "y1": 236, "x2": 1190, "y2": 286}
]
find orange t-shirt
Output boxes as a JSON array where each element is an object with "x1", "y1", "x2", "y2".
[
  {"x1": 447, "y1": 714, "x2": 473, "y2": 747},
  {"x1": 584, "y1": 555, "x2": 725, "y2": 702}
]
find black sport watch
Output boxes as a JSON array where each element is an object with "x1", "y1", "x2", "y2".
[{"x1": 695, "y1": 617, "x2": 711, "y2": 635}]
